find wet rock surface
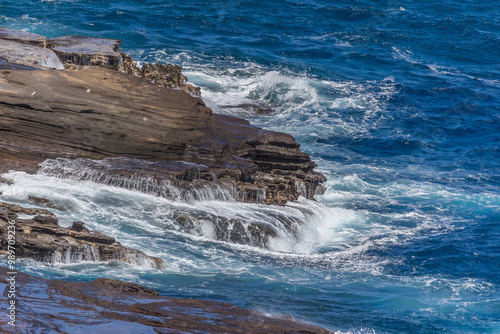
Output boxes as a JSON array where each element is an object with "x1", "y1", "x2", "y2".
[
  {"x1": 0, "y1": 201, "x2": 164, "y2": 268},
  {"x1": 0, "y1": 266, "x2": 333, "y2": 333}
]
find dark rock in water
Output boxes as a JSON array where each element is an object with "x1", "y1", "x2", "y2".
[
  {"x1": 0, "y1": 27, "x2": 47, "y2": 47},
  {"x1": 173, "y1": 211, "x2": 278, "y2": 247},
  {"x1": 0, "y1": 201, "x2": 164, "y2": 268},
  {"x1": 28, "y1": 195, "x2": 67, "y2": 211},
  {"x1": 0, "y1": 266, "x2": 333, "y2": 333},
  {"x1": 0, "y1": 39, "x2": 64, "y2": 70},
  {"x1": 0, "y1": 68, "x2": 325, "y2": 205},
  {"x1": 47, "y1": 35, "x2": 123, "y2": 71},
  {"x1": 28, "y1": 195, "x2": 50, "y2": 206},
  {"x1": 224, "y1": 102, "x2": 275, "y2": 115}
]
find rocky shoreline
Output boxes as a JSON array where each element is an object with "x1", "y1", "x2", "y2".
[
  {"x1": 0, "y1": 27, "x2": 326, "y2": 206},
  {"x1": 0, "y1": 266, "x2": 333, "y2": 333},
  {"x1": 0, "y1": 27, "x2": 331, "y2": 333},
  {"x1": 0, "y1": 201, "x2": 164, "y2": 269}
]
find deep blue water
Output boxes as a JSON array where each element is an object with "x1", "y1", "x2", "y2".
[{"x1": 1, "y1": 1, "x2": 500, "y2": 333}]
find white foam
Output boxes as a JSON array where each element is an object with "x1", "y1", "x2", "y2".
[
  {"x1": 0, "y1": 171, "x2": 386, "y2": 274},
  {"x1": 140, "y1": 52, "x2": 397, "y2": 141}
]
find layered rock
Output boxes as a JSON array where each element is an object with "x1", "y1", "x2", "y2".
[
  {"x1": 141, "y1": 63, "x2": 201, "y2": 96},
  {"x1": 0, "y1": 266, "x2": 333, "y2": 333},
  {"x1": 0, "y1": 39, "x2": 64, "y2": 70},
  {"x1": 0, "y1": 201, "x2": 164, "y2": 268},
  {"x1": 0, "y1": 27, "x2": 47, "y2": 47},
  {"x1": 0, "y1": 67, "x2": 325, "y2": 205},
  {"x1": 0, "y1": 28, "x2": 200, "y2": 95},
  {"x1": 47, "y1": 35, "x2": 123, "y2": 71}
]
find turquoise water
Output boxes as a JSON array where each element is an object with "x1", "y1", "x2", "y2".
[{"x1": 1, "y1": 1, "x2": 500, "y2": 333}]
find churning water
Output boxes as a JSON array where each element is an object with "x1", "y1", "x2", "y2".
[{"x1": 1, "y1": 0, "x2": 500, "y2": 332}]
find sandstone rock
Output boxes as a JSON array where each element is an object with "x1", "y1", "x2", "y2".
[
  {"x1": 0, "y1": 27, "x2": 47, "y2": 47},
  {"x1": 0, "y1": 201, "x2": 164, "y2": 269},
  {"x1": 0, "y1": 68, "x2": 325, "y2": 205},
  {"x1": 47, "y1": 35, "x2": 123, "y2": 70},
  {"x1": 0, "y1": 266, "x2": 334, "y2": 333},
  {"x1": 0, "y1": 39, "x2": 64, "y2": 69}
]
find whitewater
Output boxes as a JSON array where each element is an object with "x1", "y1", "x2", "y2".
[{"x1": 1, "y1": 0, "x2": 499, "y2": 333}]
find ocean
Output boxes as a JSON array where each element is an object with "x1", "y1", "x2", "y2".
[{"x1": 1, "y1": 0, "x2": 499, "y2": 333}]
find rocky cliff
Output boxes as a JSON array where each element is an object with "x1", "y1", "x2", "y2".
[
  {"x1": 0, "y1": 28, "x2": 326, "y2": 206},
  {"x1": 0, "y1": 27, "x2": 331, "y2": 333}
]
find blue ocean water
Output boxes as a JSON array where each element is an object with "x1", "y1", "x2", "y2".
[{"x1": 1, "y1": 1, "x2": 500, "y2": 333}]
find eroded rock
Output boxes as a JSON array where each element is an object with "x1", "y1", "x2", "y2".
[
  {"x1": 47, "y1": 35, "x2": 123, "y2": 71},
  {"x1": 0, "y1": 68, "x2": 325, "y2": 205},
  {"x1": 0, "y1": 201, "x2": 164, "y2": 269},
  {"x1": 141, "y1": 63, "x2": 201, "y2": 96}
]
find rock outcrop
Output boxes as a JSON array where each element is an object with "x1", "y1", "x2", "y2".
[
  {"x1": 0, "y1": 39, "x2": 64, "y2": 70},
  {"x1": 0, "y1": 28, "x2": 200, "y2": 95},
  {"x1": 0, "y1": 27, "x2": 47, "y2": 47},
  {"x1": 47, "y1": 35, "x2": 123, "y2": 71},
  {"x1": 0, "y1": 266, "x2": 333, "y2": 333},
  {"x1": 0, "y1": 201, "x2": 164, "y2": 268},
  {"x1": 0, "y1": 67, "x2": 325, "y2": 205},
  {"x1": 141, "y1": 62, "x2": 201, "y2": 96}
]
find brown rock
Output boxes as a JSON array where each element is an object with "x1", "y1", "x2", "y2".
[
  {"x1": 0, "y1": 27, "x2": 47, "y2": 47},
  {"x1": 47, "y1": 35, "x2": 123, "y2": 70},
  {"x1": 0, "y1": 68, "x2": 325, "y2": 205},
  {"x1": 0, "y1": 201, "x2": 164, "y2": 268},
  {"x1": 141, "y1": 62, "x2": 201, "y2": 96}
]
